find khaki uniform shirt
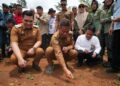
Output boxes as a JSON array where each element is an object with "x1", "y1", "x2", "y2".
[
  {"x1": 35, "y1": 13, "x2": 50, "y2": 35},
  {"x1": 11, "y1": 24, "x2": 41, "y2": 51},
  {"x1": 56, "y1": 10, "x2": 74, "y2": 29},
  {"x1": 50, "y1": 31, "x2": 74, "y2": 58}
]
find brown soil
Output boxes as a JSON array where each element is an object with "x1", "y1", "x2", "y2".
[{"x1": 0, "y1": 57, "x2": 119, "y2": 86}]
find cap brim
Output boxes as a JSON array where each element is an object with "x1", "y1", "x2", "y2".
[{"x1": 48, "y1": 11, "x2": 56, "y2": 14}]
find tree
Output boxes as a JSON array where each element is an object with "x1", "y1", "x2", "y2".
[
  {"x1": 79, "y1": 0, "x2": 92, "y2": 8},
  {"x1": 54, "y1": 2, "x2": 72, "y2": 11},
  {"x1": 17, "y1": 0, "x2": 27, "y2": 8},
  {"x1": 79, "y1": 0, "x2": 103, "y2": 11},
  {"x1": 55, "y1": 2, "x2": 61, "y2": 11}
]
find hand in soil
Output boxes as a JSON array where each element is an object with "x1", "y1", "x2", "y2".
[{"x1": 65, "y1": 69, "x2": 74, "y2": 79}]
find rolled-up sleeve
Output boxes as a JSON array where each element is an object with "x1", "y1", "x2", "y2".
[
  {"x1": 10, "y1": 27, "x2": 18, "y2": 42},
  {"x1": 37, "y1": 29, "x2": 42, "y2": 41},
  {"x1": 94, "y1": 37, "x2": 101, "y2": 54},
  {"x1": 51, "y1": 36, "x2": 64, "y2": 59},
  {"x1": 75, "y1": 36, "x2": 85, "y2": 51}
]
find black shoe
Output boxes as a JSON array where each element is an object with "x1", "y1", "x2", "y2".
[
  {"x1": 0, "y1": 58, "x2": 3, "y2": 61},
  {"x1": 102, "y1": 62, "x2": 111, "y2": 68},
  {"x1": 86, "y1": 61, "x2": 97, "y2": 66},
  {"x1": 106, "y1": 68, "x2": 119, "y2": 73},
  {"x1": 18, "y1": 67, "x2": 26, "y2": 73},
  {"x1": 32, "y1": 63, "x2": 41, "y2": 71},
  {"x1": 0, "y1": 54, "x2": 3, "y2": 61},
  {"x1": 86, "y1": 62, "x2": 95, "y2": 66},
  {"x1": 45, "y1": 65, "x2": 54, "y2": 74}
]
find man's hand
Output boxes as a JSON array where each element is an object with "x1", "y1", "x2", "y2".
[
  {"x1": 84, "y1": 49, "x2": 89, "y2": 54},
  {"x1": 79, "y1": 29, "x2": 84, "y2": 34},
  {"x1": 62, "y1": 47, "x2": 69, "y2": 53},
  {"x1": 27, "y1": 48, "x2": 35, "y2": 55},
  {"x1": 109, "y1": 28, "x2": 112, "y2": 35},
  {"x1": 100, "y1": 19, "x2": 106, "y2": 23},
  {"x1": 18, "y1": 59, "x2": 27, "y2": 68},
  {"x1": 36, "y1": 15, "x2": 40, "y2": 20},
  {"x1": 95, "y1": 30, "x2": 100, "y2": 36},
  {"x1": 64, "y1": 68, "x2": 74, "y2": 79},
  {"x1": 92, "y1": 53, "x2": 97, "y2": 58}
]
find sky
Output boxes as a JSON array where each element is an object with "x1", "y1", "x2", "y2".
[{"x1": 0, "y1": 0, "x2": 104, "y2": 12}]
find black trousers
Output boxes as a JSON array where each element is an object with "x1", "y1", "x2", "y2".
[
  {"x1": 0, "y1": 26, "x2": 7, "y2": 57},
  {"x1": 77, "y1": 50, "x2": 99, "y2": 64},
  {"x1": 41, "y1": 34, "x2": 49, "y2": 50},
  {"x1": 100, "y1": 33, "x2": 112, "y2": 62},
  {"x1": 111, "y1": 30, "x2": 120, "y2": 70}
]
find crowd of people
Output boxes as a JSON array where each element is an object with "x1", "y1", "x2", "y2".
[{"x1": 0, "y1": 0, "x2": 120, "y2": 79}]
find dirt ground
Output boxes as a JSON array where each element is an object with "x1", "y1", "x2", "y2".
[{"x1": 0, "y1": 56, "x2": 120, "y2": 86}]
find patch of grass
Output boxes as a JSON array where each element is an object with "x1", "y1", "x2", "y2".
[
  {"x1": 114, "y1": 81, "x2": 120, "y2": 86},
  {"x1": 26, "y1": 73, "x2": 34, "y2": 80}
]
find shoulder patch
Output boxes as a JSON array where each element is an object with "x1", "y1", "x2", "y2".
[
  {"x1": 33, "y1": 25, "x2": 39, "y2": 29},
  {"x1": 14, "y1": 24, "x2": 22, "y2": 29}
]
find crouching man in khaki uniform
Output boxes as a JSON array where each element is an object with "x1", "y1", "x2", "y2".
[
  {"x1": 45, "y1": 18, "x2": 77, "y2": 79},
  {"x1": 10, "y1": 10, "x2": 44, "y2": 72}
]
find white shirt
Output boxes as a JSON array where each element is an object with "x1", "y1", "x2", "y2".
[
  {"x1": 48, "y1": 17, "x2": 56, "y2": 34},
  {"x1": 75, "y1": 34, "x2": 101, "y2": 54}
]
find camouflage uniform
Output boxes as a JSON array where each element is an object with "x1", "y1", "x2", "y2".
[
  {"x1": 84, "y1": 9, "x2": 102, "y2": 34},
  {"x1": 100, "y1": 4, "x2": 114, "y2": 61}
]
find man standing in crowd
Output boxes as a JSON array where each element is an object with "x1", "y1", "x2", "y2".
[
  {"x1": 107, "y1": 0, "x2": 120, "y2": 73},
  {"x1": 6, "y1": 19, "x2": 16, "y2": 57},
  {"x1": 10, "y1": 10, "x2": 44, "y2": 72},
  {"x1": 48, "y1": 8, "x2": 56, "y2": 43},
  {"x1": 14, "y1": 4, "x2": 23, "y2": 24},
  {"x1": 72, "y1": 6, "x2": 77, "y2": 17},
  {"x1": 45, "y1": 18, "x2": 77, "y2": 79},
  {"x1": 35, "y1": 6, "x2": 49, "y2": 50},
  {"x1": 0, "y1": 11, "x2": 3, "y2": 60},
  {"x1": 100, "y1": 0, "x2": 114, "y2": 67},
  {"x1": 0, "y1": 3, "x2": 13, "y2": 59},
  {"x1": 56, "y1": 0, "x2": 74, "y2": 30},
  {"x1": 72, "y1": 6, "x2": 79, "y2": 41},
  {"x1": 75, "y1": 26, "x2": 101, "y2": 66}
]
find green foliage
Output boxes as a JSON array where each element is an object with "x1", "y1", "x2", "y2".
[
  {"x1": 54, "y1": 2, "x2": 61, "y2": 11},
  {"x1": 17, "y1": 0, "x2": 27, "y2": 8},
  {"x1": 79, "y1": 0, "x2": 103, "y2": 11},
  {"x1": 79, "y1": 0, "x2": 92, "y2": 7},
  {"x1": 54, "y1": 2, "x2": 72, "y2": 11}
]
